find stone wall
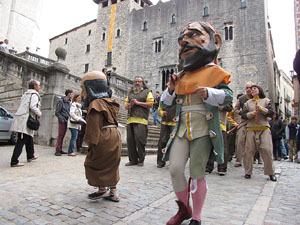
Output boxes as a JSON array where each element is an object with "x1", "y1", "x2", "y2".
[
  {"x1": 0, "y1": 50, "x2": 133, "y2": 147},
  {"x1": 126, "y1": 0, "x2": 275, "y2": 103},
  {"x1": 0, "y1": 50, "x2": 81, "y2": 146}
]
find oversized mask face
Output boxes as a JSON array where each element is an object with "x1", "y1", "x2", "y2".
[
  {"x1": 178, "y1": 22, "x2": 222, "y2": 71},
  {"x1": 81, "y1": 71, "x2": 109, "y2": 106}
]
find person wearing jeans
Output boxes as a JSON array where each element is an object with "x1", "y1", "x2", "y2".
[
  {"x1": 55, "y1": 89, "x2": 73, "y2": 156},
  {"x1": 152, "y1": 91, "x2": 161, "y2": 126},
  {"x1": 67, "y1": 94, "x2": 86, "y2": 156}
]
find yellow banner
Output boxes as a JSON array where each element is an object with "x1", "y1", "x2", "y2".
[{"x1": 107, "y1": 4, "x2": 117, "y2": 52}]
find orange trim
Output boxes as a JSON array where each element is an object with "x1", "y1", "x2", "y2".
[
  {"x1": 186, "y1": 95, "x2": 193, "y2": 141},
  {"x1": 107, "y1": 4, "x2": 117, "y2": 52},
  {"x1": 175, "y1": 65, "x2": 230, "y2": 95}
]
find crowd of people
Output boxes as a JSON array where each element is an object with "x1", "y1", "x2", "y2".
[{"x1": 7, "y1": 20, "x2": 300, "y2": 225}]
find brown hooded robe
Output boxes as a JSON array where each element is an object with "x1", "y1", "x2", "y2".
[{"x1": 84, "y1": 98, "x2": 121, "y2": 187}]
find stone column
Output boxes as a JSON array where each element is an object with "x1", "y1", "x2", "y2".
[{"x1": 38, "y1": 48, "x2": 70, "y2": 146}]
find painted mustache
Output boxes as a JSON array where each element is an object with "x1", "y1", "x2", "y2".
[{"x1": 179, "y1": 43, "x2": 203, "y2": 57}]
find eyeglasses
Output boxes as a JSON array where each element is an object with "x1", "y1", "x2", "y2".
[{"x1": 134, "y1": 80, "x2": 142, "y2": 83}]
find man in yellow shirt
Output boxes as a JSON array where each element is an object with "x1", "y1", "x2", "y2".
[{"x1": 124, "y1": 76, "x2": 154, "y2": 166}]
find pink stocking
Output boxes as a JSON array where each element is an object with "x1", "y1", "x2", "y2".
[
  {"x1": 191, "y1": 178, "x2": 207, "y2": 221},
  {"x1": 175, "y1": 188, "x2": 189, "y2": 208}
]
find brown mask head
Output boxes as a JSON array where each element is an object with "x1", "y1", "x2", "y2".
[
  {"x1": 178, "y1": 21, "x2": 222, "y2": 71},
  {"x1": 81, "y1": 71, "x2": 108, "y2": 106}
]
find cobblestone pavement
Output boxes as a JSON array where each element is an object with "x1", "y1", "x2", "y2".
[{"x1": 0, "y1": 144, "x2": 299, "y2": 225}]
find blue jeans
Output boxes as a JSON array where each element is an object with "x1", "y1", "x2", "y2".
[
  {"x1": 281, "y1": 138, "x2": 288, "y2": 157},
  {"x1": 152, "y1": 109, "x2": 161, "y2": 125},
  {"x1": 68, "y1": 128, "x2": 79, "y2": 154}
]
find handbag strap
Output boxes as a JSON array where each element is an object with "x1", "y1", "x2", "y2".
[{"x1": 28, "y1": 93, "x2": 39, "y2": 119}]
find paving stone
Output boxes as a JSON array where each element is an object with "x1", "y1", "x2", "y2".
[{"x1": 0, "y1": 145, "x2": 299, "y2": 224}]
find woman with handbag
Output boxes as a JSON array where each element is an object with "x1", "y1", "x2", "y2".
[
  {"x1": 67, "y1": 94, "x2": 86, "y2": 156},
  {"x1": 10, "y1": 79, "x2": 42, "y2": 167}
]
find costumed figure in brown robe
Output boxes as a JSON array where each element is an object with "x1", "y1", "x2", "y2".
[{"x1": 81, "y1": 71, "x2": 121, "y2": 202}]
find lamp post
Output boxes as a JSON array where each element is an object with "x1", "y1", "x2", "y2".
[{"x1": 290, "y1": 70, "x2": 294, "y2": 78}]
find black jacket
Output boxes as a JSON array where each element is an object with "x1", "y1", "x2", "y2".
[
  {"x1": 55, "y1": 96, "x2": 71, "y2": 123},
  {"x1": 270, "y1": 119, "x2": 284, "y2": 140}
]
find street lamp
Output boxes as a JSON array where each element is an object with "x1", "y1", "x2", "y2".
[{"x1": 290, "y1": 70, "x2": 295, "y2": 78}]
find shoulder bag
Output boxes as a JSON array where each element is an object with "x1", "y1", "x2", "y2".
[{"x1": 26, "y1": 94, "x2": 40, "y2": 130}]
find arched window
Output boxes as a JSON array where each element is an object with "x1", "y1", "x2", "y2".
[
  {"x1": 171, "y1": 14, "x2": 176, "y2": 23},
  {"x1": 229, "y1": 26, "x2": 233, "y2": 40},
  {"x1": 158, "y1": 40, "x2": 162, "y2": 52},
  {"x1": 224, "y1": 27, "x2": 228, "y2": 40},
  {"x1": 224, "y1": 25, "x2": 233, "y2": 40},
  {"x1": 143, "y1": 21, "x2": 148, "y2": 31},
  {"x1": 102, "y1": 32, "x2": 106, "y2": 41},
  {"x1": 204, "y1": 6, "x2": 209, "y2": 16}
]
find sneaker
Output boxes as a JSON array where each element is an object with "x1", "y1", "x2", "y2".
[
  {"x1": 218, "y1": 170, "x2": 226, "y2": 176},
  {"x1": 244, "y1": 174, "x2": 251, "y2": 179},
  {"x1": 27, "y1": 156, "x2": 38, "y2": 162},
  {"x1": 55, "y1": 152, "x2": 62, "y2": 156},
  {"x1": 11, "y1": 163, "x2": 24, "y2": 167},
  {"x1": 68, "y1": 153, "x2": 77, "y2": 156},
  {"x1": 205, "y1": 168, "x2": 212, "y2": 175}
]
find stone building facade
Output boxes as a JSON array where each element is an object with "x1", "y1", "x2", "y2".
[
  {"x1": 295, "y1": 0, "x2": 300, "y2": 50},
  {"x1": 279, "y1": 70, "x2": 294, "y2": 120},
  {"x1": 49, "y1": 0, "x2": 277, "y2": 104},
  {"x1": 0, "y1": 0, "x2": 44, "y2": 53}
]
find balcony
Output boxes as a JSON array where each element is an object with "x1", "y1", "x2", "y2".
[{"x1": 284, "y1": 93, "x2": 291, "y2": 102}]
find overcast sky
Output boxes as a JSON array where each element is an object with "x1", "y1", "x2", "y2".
[{"x1": 39, "y1": 0, "x2": 296, "y2": 76}]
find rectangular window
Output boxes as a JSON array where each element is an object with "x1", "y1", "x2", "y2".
[
  {"x1": 84, "y1": 64, "x2": 89, "y2": 73},
  {"x1": 106, "y1": 52, "x2": 112, "y2": 66},
  {"x1": 86, "y1": 44, "x2": 90, "y2": 53},
  {"x1": 88, "y1": 30, "x2": 91, "y2": 36},
  {"x1": 102, "y1": 1, "x2": 108, "y2": 7},
  {"x1": 241, "y1": 0, "x2": 246, "y2": 8},
  {"x1": 65, "y1": 38, "x2": 68, "y2": 45}
]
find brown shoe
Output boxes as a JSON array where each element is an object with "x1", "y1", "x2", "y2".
[
  {"x1": 125, "y1": 162, "x2": 137, "y2": 166},
  {"x1": 234, "y1": 162, "x2": 242, "y2": 167},
  {"x1": 137, "y1": 162, "x2": 144, "y2": 167},
  {"x1": 166, "y1": 200, "x2": 192, "y2": 225},
  {"x1": 27, "y1": 156, "x2": 38, "y2": 162},
  {"x1": 11, "y1": 163, "x2": 24, "y2": 167}
]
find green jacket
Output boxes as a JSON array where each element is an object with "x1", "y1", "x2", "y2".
[{"x1": 160, "y1": 82, "x2": 233, "y2": 164}]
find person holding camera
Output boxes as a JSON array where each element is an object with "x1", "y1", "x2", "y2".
[{"x1": 10, "y1": 79, "x2": 42, "y2": 167}]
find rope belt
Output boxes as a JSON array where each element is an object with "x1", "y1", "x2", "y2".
[{"x1": 102, "y1": 125, "x2": 117, "y2": 129}]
